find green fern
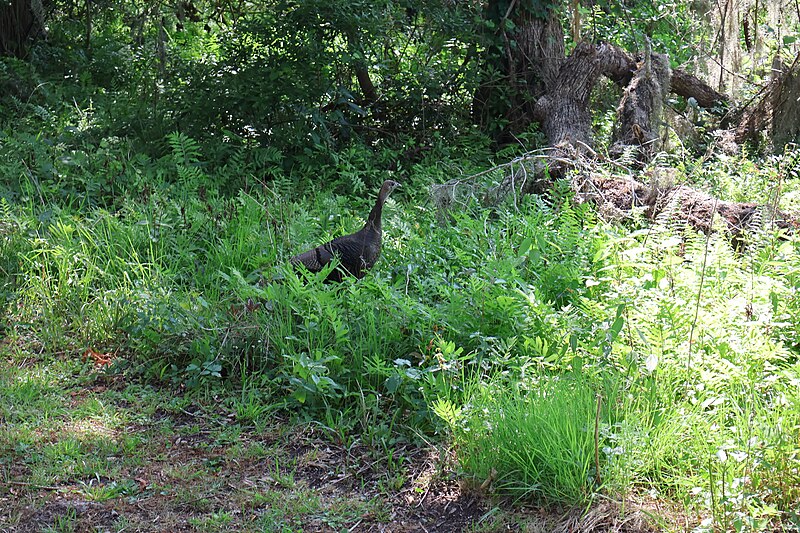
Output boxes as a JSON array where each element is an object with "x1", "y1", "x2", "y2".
[
  {"x1": 165, "y1": 132, "x2": 208, "y2": 194},
  {"x1": 780, "y1": 143, "x2": 800, "y2": 181},
  {"x1": 167, "y1": 131, "x2": 201, "y2": 166}
]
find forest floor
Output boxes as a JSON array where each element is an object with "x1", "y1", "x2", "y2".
[{"x1": 0, "y1": 353, "x2": 670, "y2": 532}]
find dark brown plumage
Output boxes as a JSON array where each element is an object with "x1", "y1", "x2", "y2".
[{"x1": 290, "y1": 180, "x2": 400, "y2": 282}]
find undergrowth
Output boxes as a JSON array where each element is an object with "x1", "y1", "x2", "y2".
[
  {"x1": 2, "y1": 123, "x2": 800, "y2": 529},
  {"x1": 3, "y1": 7, "x2": 800, "y2": 531}
]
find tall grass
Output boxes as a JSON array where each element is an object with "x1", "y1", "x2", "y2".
[
  {"x1": 2, "y1": 128, "x2": 800, "y2": 527},
  {"x1": 427, "y1": 185, "x2": 800, "y2": 526},
  {"x1": 447, "y1": 375, "x2": 599, "y2": 504}
]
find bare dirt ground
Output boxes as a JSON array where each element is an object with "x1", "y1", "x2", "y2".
[
  {"x1": 1, "y1": 367, "x2": 668, "y2": 532},
  {"x1": 5, "y1": 417, "x2": 485, "y2": 531}
]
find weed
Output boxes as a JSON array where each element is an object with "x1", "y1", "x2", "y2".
[
  {"x1": 42, "y1": 508, "x2": 77, "y2": 533},
  {"x1": 77, "y1": 478, "x2": 138, "y2": 502}
]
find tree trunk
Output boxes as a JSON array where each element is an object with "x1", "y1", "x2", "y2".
[
  {"x1": 0, "y1": 0, "x2": 44, "y2": 58},
  {"x1": 533, "y1": 42, "x2": 639, "y2": 149},
  {"x1": 735, "y1": 52, "x2": 800, "y2": 151},
  {"x1": 354, "y1": 66, "x2": 378, "y2": 105},
  {"x1": 472, "y1": 1, "x2": 564, "y2": 139},
  {"x1": 84, "y1": 0, "x2": 92, "y2": 53},
  {"x1": 611, "y1": 47, "x2": 671, "y2": 163},
  {"x1": 346, "y1": 31, "x2": 378, "y2": 106},
  {"x1": 769, "y1": 54, "x2": 800, "y2": 150},
  {"x1": 670, "y1": 69, "x2": 729, "y2": 109},
  {"x1": 514, "y1": 8, "x2": 564, "y2": 96}
]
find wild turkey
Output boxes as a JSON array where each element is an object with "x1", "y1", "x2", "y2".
[{"x1": 290, "y1": 180, "x2": 400, "y2": 282}]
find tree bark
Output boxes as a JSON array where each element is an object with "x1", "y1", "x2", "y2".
[
  {"x1": 472, "y1": 1, "x2": 565, "y2": 138},
  {"x1": 0, "y1": 0, "x2": 44, "y2": 58},
  {"x1": 734, "y1": 52, "x2": 800, "y2": 151},
  {"x1": 354, "y1": 66, "x2": 378, "y2": 105},
  {"x1": 611, "y1": 48, "x2": 671, "y2": 162},
  {"x1": 533, "y1": 42, "x2": 607, "y2": 148},
  {"x1": 670, "y1": 69, "x2": 729, "y2": 109},
  {"x1": 772, "y1": 55, "x2": 800, "y2": 150}
]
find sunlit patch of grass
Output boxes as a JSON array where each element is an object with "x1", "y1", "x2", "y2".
[
  {"x1": 312, "y1": 493, "x2": 392, "y2": 528},
  {"x1": 33, "y1": 434, "x2": 124, "y2": 484},
  {"x1": 1, "y1": 356, "x2": 171, "y2": 502},
  {"x1": 0, "y1": 367, "x2": 66, "y2": 423},
  {"x1": 188, "y1": 510, "x2": 235, "y2": 531},
  {"x1": 70, "y1": 395, "x2": 117, "y2": 418},
  {"x1": 163, "y1": 462, "x2": 209, "y2": 485},
  {"x1": 77, "y1": 478, "x2": 138, "y2": 502},
  {"x1": 444, "y1": 375, "x2": 599, "y2": 505},
  {"x1": 249, "y1": 487, "x2": 323, "y2": 529},
  {"x1": 120, "y1": 434, "x2": 148, "y2": 457},
  {"x1": 224, "y1": 439, "x2": 273, "y2": 462},
  {"x1": 61, "y1": 418, "x2": 117, "y2": 440}
]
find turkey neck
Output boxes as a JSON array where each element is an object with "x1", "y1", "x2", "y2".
[{"x1": 365, "y1": 188, "x2": 389, "y2": 232}]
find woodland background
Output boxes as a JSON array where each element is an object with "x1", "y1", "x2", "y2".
[{"x1": 1, "y1": 0, "x2": 800, "y2": 531}]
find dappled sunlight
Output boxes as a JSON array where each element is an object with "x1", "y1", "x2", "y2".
[
  {"x1": 2, "y1": 0, "x2": 800, "y2": 529},
  {"x1": 61, "y1": 418, "x2": 118, "y2": 441}
]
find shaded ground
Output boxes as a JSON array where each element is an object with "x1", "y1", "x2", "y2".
[
  {"x1": 0, "y1": 356, "x2": 667, "y2": 532},
  {"x1": 3, "y1": 433, "x2": 485, "y2": 532}
]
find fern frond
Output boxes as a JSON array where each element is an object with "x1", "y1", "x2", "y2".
[
  {"x1": 176, "y1": 164, "x2": 203, "y2": 189},
  {"x1": 780, "y1": 143, "x2": 800, "y2": 180},
  {"x1": 167, "y1": 131, "x2": 201, "y2": 165}
]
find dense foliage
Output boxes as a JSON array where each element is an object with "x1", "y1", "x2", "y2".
[{"x1": 2, "y1": 1, "x2": 800, "y2": 530}]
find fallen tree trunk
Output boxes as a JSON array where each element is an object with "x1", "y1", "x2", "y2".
[
  {"x1": 575, "y1": 172, "x2": 797, "y2": 239},
  {"x1": 433, "y1": 152, "x2": 798, "y2": 239},
  {"x1": 670, "y1": 69, "x2": 729, "y2": 110},
  {"x1": 434, "y1": 40, "x2": 797, "y2": 240}
]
